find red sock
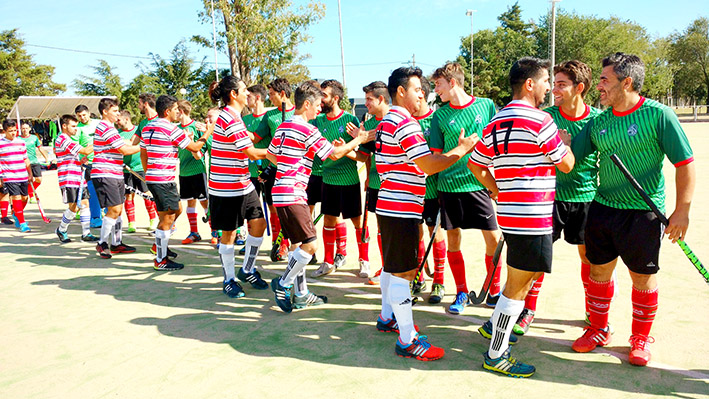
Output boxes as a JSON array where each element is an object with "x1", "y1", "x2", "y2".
[
  {"x1": 524, "y1": 273, "x2": 545, "y2": 311},
  {"x1": 355, "y1": 227, "x2": 369, "y2": 261},
  {"x1": 145, "y1": 198, "x2": 157, "y2": 219},
  {"x1": 587, "y1": 278, "x2": 614, "y2": 330},
  {"x1": 187, "y1": 209, "x2": 198, "y2": 233},
  {"x1": 0, "y1": 200, "x2": 8, "y2": 218},
  {"x1": 432, "y1": 240, "x2": 446, "y2": 285},
  {"x1": 323, "y1": 226, "x2": 336, "y2": 264},
  {"x1": 12, "y1": 199, "x2": 25, "y2": 224},
  {"x1": 447, "y1": 250, "x2": 467, "y2": 293},
  {"x1": 581, "y1": 262, "x2": 591, "y2": 313},
  {"x1": 335, "y1": 222, "x2": 347, "y2": 256},
  {"x1": 631, "y1": 286, "x2": 658, "y2": 337},
  {"x1": 377, "y1": 231, "x2": 383, "y2": 264},
  {"x1": 485, "y1": 254, "x2": 502, "y2": 297},
  {"x1": 415, "y1": 239, "x2": 426, "y2": 281},
  {"x1": 34, "y1": 180, "x2": 41, "y2": 190},
  {"x1": 28, "y1": 183, "x2": 34, "y2": 199},
  {"x1": 125, "y1": 199, "x2": 136, "y2": 223}
]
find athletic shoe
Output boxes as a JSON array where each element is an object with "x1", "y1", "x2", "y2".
[
  {"x1": 154, "y1": 258, "x2": 184, "y2": 271},
  {"x1": 81, "y1": 233, "x2": 99, "y2": 242},
  {"x1": 127, "y1": 222, "x2": 136, "y2": 234},
  {"x1": 483, "y1": 348, "x2": 535, "y2": 378},
  {"x1": 358, "y1": 259, "x2": 370, "y2": 278},
  {"x1": 512, "y1": 309, "x2": 535, "y2": 336},
  {"x1": 366, "y1": 268, "x2": 382, "y2": 285},
  {"x1": 55, "y1": 228, "x2": 71, "y2": 243},
  {"x1": 572, "y1": 326, "x2": 612, "y2": 353},
  {"x1": 96, "y1": 242, "x2": 112, "y2": 259},
  {"x1": 181, "y1": 232, "x2": 201, "y2": 245},
  {"x1": 478, "y1": 320, "x2": 518, "y2": 344},
  {"x1": 29, "y1": 197, "x2": 37, "y2": 204},
  {"x1": 278, "y1": 241, "x2": 289, "y2": 258},
  {"x1": 110, "y1": 243, "x2": 136, "y2": 254},
  {"x1": 293, "y1": 291, "x2": 328, "y2": 309},
  {"x1": 1, "y1": 216, "x2": 12, "y2": 225},
  {"x1": 584, "y1": 312, "x2": 591, "y2": 326},
  {"x1": 312, "y1": 262, "x2": 335, "y2": 278},
  {"x1": 428, "y1": 283, "x2": 445, "y2": 304},
  {"x1": 19, "y1": 223, "x2": 31, "y2": 233},
  {"x1": 308, "y1": 254, "x2": 318, "y2": 265},
  {"x1": 270, "y1": 277, "x2": 293, "y2": 313},
  {"x1": 235, "y1": 228, "x2": 246, "y2": 245},
  {"x1": 237, "y1": 267, "x2": 268, "y2": 290},
  {"x1": 223, "y1": 279, "x2": 245, "y2": 298},
  {"x1": 411, "y1": 279, "x2": 426, "y2": 296},
  {"x1": 447, "y1": 292, "x2": 470, "y2": 315},
  {"x1": 13, "y1": 216, "x2": 19, "y2": 228},
  {"x1": 628, "y1": 335, "x2": 654, "y2": 366},
  {"x1": 238, "y1": 246, "x2": 246, "y2": 255},
  {"x1": 148, "y1": 218, "x2": 158, "y2": 231},
  {"x1": 74, "y1": 211, "x2": 80, "y2": 220},
  {"x1": 333, "y1": 253, "x2": 346, "y2": 269},
  {"x1": 269, "y1": 241, "x2": 283, "y2": 262},
  {"x1": 90, "y1": 217, "x2": 102, "y2": 228},
  {"x1": 149, "y1": 244, "x2": 177, "y2": 259},
  {"x1": 376, "y1": 315, "x2": 420, "y2": 334},
  {"x1": 395, "y1": 335, "x2": 444, "y2": 361},
  {"x1": 210, "y1": 230, "x2": 219, "y2": 245},
  {"x1": 485, "y1": 293, "x2": 500, "y2": 308}
]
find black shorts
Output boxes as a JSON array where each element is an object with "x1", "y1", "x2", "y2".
[
  {"x1": 276, "y1": 203, "x2": 317, "y2": 245},
  {"x1": 124, "y1": 171, "x2": 148, "y2": 195},
  {"x1": 306, "y1": 174, "x2": 324, "y2": 206},
  {"x1": 147, "y1": 183, "x2": 181, "y2": 212},
  {"x1": 504, "y1": 232, "x2": 553, "y2": 273},
  {"x1": 322, "y1": 183, "x2": 362, "y2": 219},
  {"x1": 439, "y1": 190, "x2": 498, "y2": 231},
  {"x1": 377, "y1": 214, "x2": 420, "y2": 273},
  {"x1": 366, "y1": 188, "x2": 378, "y2": 213},
  {"x1": 251, "y1": 177, "x2": 262, "y2": 196},
  {"x1": 262, "y1": 173, "x2": 275, "y2": 206},
  {"x1": 422, "y1": 198, "x2": 440, "y2": 227},
  {"x1": 30, "y1": 164, "x2": 42, "y2": 178},
  {"x1": 2, "y1": 181, "x2": 28, "y2": 197},
  {"x1": 210, "y1": 190, "x2": 264, "y2": 231},
  {"x1": 552, "y1": 201, "x2": 591, "y2": 245},
  {"x1": 92, "y1": 177, "x2": 124, "y2": 208},
  {"x1": 61, "y1": 186, "x2": 90, "y2": 204},
  {"x1": 179, "y1": 173, "x2": 208, "y2": 201},
  {"x1": 584, "y1": 201, "x2": 663, "y2": 275}
]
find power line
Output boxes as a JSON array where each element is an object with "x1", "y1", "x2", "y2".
[{"x1": 26, "y1": 44, "x2": 153, "y2": 60}]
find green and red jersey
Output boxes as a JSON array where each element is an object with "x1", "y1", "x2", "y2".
[
  {"x1": 429, "y1": 97, "x2": 496, "y2": 193},
  {"x1": 118, "y1": 126, "x2": 142, "y2": 172},
  {"x1": 572, "y1": 97, "x2": 693, "y2": 213},
  {"x1": 360, "y1": 116, "x2": 382, "y2": 190},
  {"x1": 254, "y1": 105, "x2": 295, "y2": 169},
  {"x1": 244, "y1": 111, "x2": 266, "y2": 178},
  {"x1": 177, "y1": 120, "x2": 206, "y2": 177},
  {"x1": 19, "y1": 134, "x2": 42, "y2": 164},
  {"x1": 312, "y1": 111, "x2": 360, "y2": 186},
  {"x1": 76, "y1": 118, "x2": 99, "y2": 162}
]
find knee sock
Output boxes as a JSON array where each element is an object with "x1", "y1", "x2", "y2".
[
  {"x1": 524, "y1": 274, "x2": 545, "y2": 311},
  {"x1": 488, "y1": 294, "x2": 525, "y2": 358},
  {"x1": 125, "y1": 199, "x2": 136, "y2": 223},
  {"x1": 99, "y1": 216, "x2": 117, "y2": 245},
  {"x1": 379, "y1": 271, "x2": 393, "y2": 320},
  {"x1": 28, "y1": 182, "x2": 34, "y2": 199},
  {"x1": 218, "y1": 243, "x2": 236, "y2": 282},
  {"x1": 187, "y1": 207, "x2": 198, "y2": 233},
  {"x1": 631, "y1": 286, "x2": 658, "y2": 338},
  {"x1": 294, "y1": 269, "x2": 308, "y2": 297},
  {"x1": 355, "y1": 227, "x2": 369, "y2": 261},
  {"x1": 11, "y1": 199, "x2": 25, "y2": 224},
  {"x1": 59, "y1": 209, "x2": 74, "y2": 232},
  {"x1": 485, "y1": 253, "x2": 502, "y2": 297},
  {"x1": 335, "y1": 222, "x2": 347, "y2": 256},
  {"x1": 447, "y1": 250, "x2": 468, "y2": 293},
  {"x1": 242, "y1": 234, "x2": 263, "y2": 273},
  {"x1": 587, "y1": 277, "x2": 614, "y2": 330},
  {"x1": 323, "y1": 226, "x2": 336, "y2": 265},
  {"x1": 79, "y1": 207, "x2": 91, "y2": 236},
  {"x1": 270, "y1": 214, "x2": 281, "y2": 244},
  {"x1": 389, "y1": 275, "x2": 417, "y2": 345},
  {"x1": 416, "y1": 239, "x2": 425, "y2": 269},
  {"x1": 155, "y1": 229, "x2": 171, "y2": 262},
  {"x1": 280, "y1": 248, "x2": 313, "y2": 286},
  {"x1": 145, "y1": 199, "x2": 157, "y2": 220},
  {"x1": 432, "y1": 240, "x2": 446, "y2": 285},
  {"x1": 377, "y1": 231, "x2": 383, "y2": 264},
  {"x1": 112, "y1": 217, "x2": 123, "y2": 246},
  {"x1": 0, "y1": 199, "x2": 8, "y2": 218},
  {"x1": 581, "y1": 262, "x2": 591, "y2": 313}
]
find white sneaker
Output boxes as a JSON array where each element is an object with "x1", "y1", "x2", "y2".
[
  {"x1": 333, "y1": 253, "x2": 346, "y2": 269},
  {"x1": 358, "y1": 259, "x2": 370, "y2": 278},
  {"x1": 312, "y1": 262, "x2": 335, "y2": 278}
]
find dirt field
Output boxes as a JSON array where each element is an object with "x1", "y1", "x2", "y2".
[{"x1": 1, "y1": 124, "x2": 708, "y2": 398}]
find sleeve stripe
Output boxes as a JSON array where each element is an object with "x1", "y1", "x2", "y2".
[{"x1": 674, "y1": 157, "x2": 694, "y2": 168}]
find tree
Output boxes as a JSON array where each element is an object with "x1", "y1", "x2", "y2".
[
  {"x1": 192, "y1": 0, "x2": 325, "y2": 86},
  {"x1": 670, "y1": 17, "x2": 709, "y2": 110},
  {"x1": 0, "y1": 29, "x2": 65, "y2": 114},
  {"x1": 498, "y1": 1, "x2": 532, "y2": 34},
  {"x1": 72, "y1": 59, "x2": 123, "y2": 100}
]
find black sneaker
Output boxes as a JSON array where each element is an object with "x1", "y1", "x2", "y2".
[
  {"x1": 150, "y1": 243, "x2": 178, "y2": 258},
  {"x1": 55, "y1": 228, "x2": 71, "y2": 243},
  {"x1": 293, "y1": 291, "x2": 328, "y2": 309},
  {"x1": 81, "y1": 233, "x2": 99, "y2": 242},
  {"x1": 237, "y1": 267, "x2": 268, "y2": 289},
  {"x1": 153, "y1": 258, "x2": 184, "y2": 271},
  {"x1": 271, "y1": 277, "x2": 293, "y2": 313},
  {"x1": 1, "y1": 216, "x2": 13, "y2": 225},
  {"x1": 96, "y1": 242, "x2": 112, "y2": 259},
  {"x1": 308, "y1": 254, "x2": 318, "y2": 265},
  {"x1": 223, "y1": 279, "x2": 245, "y2": 298},
  {"x1": 485, "y1": 293, "x2": 500, "y2": 308},
  {"x1": 478, "y1": 320, "x2": 518, "y2": 344},
  {"x1": 111, "y1": 243, "x2": 136, "y2": 254}
]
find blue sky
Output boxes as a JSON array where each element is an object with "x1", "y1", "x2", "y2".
[{"x1": 2, "y1": 0, "x2": 706, "y2": 99}]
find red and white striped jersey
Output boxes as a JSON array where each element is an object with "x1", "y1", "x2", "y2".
[
  {"x1": 374, "y1": 106, "x2": 432, "y2": 219},
  {"x1": 268, "y1": 114, "x2": 334, "y2": 206},
  {"x1": 92, "y1": 121, "x2": 126, "y2": 180},
  {"x1": 140, "y1": 118, "x2": 191, "y2": 184},
  {"x1": 54, "y1": 133, "x2": 85, "y2": 188},
  {"x1": 208, "y1": 106, "x2": 255, "y2": 197},
  {"x1": 0, "y1": 137, "x2": 28, "y2": 183},
  {"x1": 468, "y1": 100, "x2": 567, "y2": 235}
]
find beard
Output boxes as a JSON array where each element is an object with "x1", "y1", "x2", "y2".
[{"x1": 321, "y1": 99, "x2": 334, "y2": 114}]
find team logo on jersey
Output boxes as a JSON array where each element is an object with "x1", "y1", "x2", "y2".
[
  {"x1": 627, "y1": 124, "x2": 639, "y2": 137},
  {"x1": 475, "y1": 115, "x2": 482, "y2": 124},
  {"x1": 423, "y1": 128, "x2": 430, "y2": 138},
  {"x1": 599, "y1": 129, "x2": 607, "y2": 136},
  {"x1": 449, "y1": 119, "x2": 456, "y2": 125},
  {"x1": 339, "y1": 126, "x2": 344, "y2": 133}
]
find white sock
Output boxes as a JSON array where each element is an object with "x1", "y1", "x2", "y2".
[
  {"x1": 100, "y1": 216, "x2": 117, "y2": 245},
  {"x1": 488, "y1": 294, "x2": 524, "y2": 359},
  {"x1": 242, "y1": 234, "x2": 263, "y2": 273},
  {"x1": 79, "y1": 207, "x2": 91, "y2": 235},
  {"x1": 379, "y1": 271, "x2": 393, "y2": 320},
  {"x1": 389, "y1": 275, "x2": 416, "y2": 345},
  {"x1": 186, "y1": 206, "x2": 196, "y2": 214},
  {"x1": 280, "y1": 247, "x2": 312, "y2": 287},
  {"x1": 155, "y1": 229, "x2": 172, "y2": 262},
  {"x1": 294, "y1": 268, "x2": 308, "y2": 296},
  {"x1": 219, "y1": 244, "x2": 236, "y2": 282},
  {"x1": 59, "y1": 209, "x2": 74, "y2": 232},
  {"x1": 112, "y1": 217, "x2": 123, "y2": 246}
]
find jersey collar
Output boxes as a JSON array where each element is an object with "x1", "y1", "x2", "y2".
[
  {"x1": 450, "y1": 96, "x2": 475, "y2": 110},
  {"x1": 559, "y1": 104, "x2": 590, "y2": 122},
  {"x1": 612, "y1": 97, "x2": 645, "y2": 117},
  {"x1": 414, "y1": 109, "x2": 433, "y2": 120}
]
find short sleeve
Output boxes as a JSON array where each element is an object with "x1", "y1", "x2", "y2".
[
  {"x1": 428, "y1": 112, "x2": 444, "y2": 152},
  {"x1": 170, "y1": 126, "x2": 191, "y2": 150},
  {"x1": 657, "y1": 107, "x2": 694, "y2": 167},
  {"x1": 397, "y1": 120, "x2": 430, "y2": 161},
  {"x1": 537, "y1": 115, "x2": 566, "y2": 165}
]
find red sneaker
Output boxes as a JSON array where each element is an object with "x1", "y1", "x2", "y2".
[
  {"x1": 366, "y1": 268, "x2": 382, "y2": 285},
  {"x1": 628, "y1": 335, "x2": 654, "y2": 366},
  {"x1": 572, "y1": 327, "x2": 612, "y2": 353},
  {"x1": 395, "y1": 335, "x2": 444, "y2": 361}
]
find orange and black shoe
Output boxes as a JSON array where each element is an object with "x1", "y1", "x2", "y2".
[
  {"x1": 111, "y1": 243, "x2": 136, "y2": 254},
  {"x1": 395, "y1": 335, "x2": 444, "y2": 361},
  {"x1": 96, "y1": 242, "x2": 112, "y2": 259}
]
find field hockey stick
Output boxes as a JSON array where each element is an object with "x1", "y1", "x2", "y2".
[
  {"x1": 262, "y1": 192, "x2": 270, "y2": 236},
  {"x1": 313, "y1": 212, "x2": 323, "y2": 225},
  {"x1": 123, "y1": 164, "x2": 147, "y2": 183},
  {"x1": 610, "y1": 154, "x2": 709, "y2": 285},
  {"x1": 29, "y1": 180, "x2": 51, "y2": 223},
  {"x1": 413, "y1": 211, "x2": 442, "y2": 286},
  {"x1": 124, "y1": 185, "x2": 155, "y2": 202},
  {"x1": 469, "y1": 235, "x2": 505, "y2": 305},
  {"x1": 202, "y1": 208, "x2": 210, "y2": 223},
  {"x1": 361, "y1": 188, "x2": 370, "y2": 243}
]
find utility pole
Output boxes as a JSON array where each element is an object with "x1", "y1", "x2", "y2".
[
  {"x1": 466, "y1": 9, "x2": 477, "y2": 94},
  {"x1": 337, "y1": 0, "x2": 347, "y2": 87},
  {"x1": 549, "y1": 0, "x2": 561, "y2": 106},
  {"x1": 412, "y1": 54, "x2": 416, "y2": 68},
  {"x1": 211, "y1": 0, "x2": 219, "y2": 81}
]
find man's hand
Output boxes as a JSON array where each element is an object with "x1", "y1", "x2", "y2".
[
  {"x1": 558, "y1": 129, "x2": 571, "y2": 146},
  {"x1": 457, "y1": 128, "x2": 477, "y2": 154},
  {"x1": 346, "y1": 122, "x2": 375, "y2": 143},
  {"x1": 666, "y1": 209, "x2": 690, "y2": 243},
  {"x1": 332, "y1": 138, "x2": 346, "y2": 147},
  {"x1": 345, "y1": 122, "x2": 359, "y2": 139},
  {"x1": 195, "y1": 121, "x2": 207, "y2": 133}
]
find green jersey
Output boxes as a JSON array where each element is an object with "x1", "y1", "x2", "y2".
[
  {"x1": 254, "y1": 106, "x2": 295, "y2": 169},
  {"x1": 244, "y1": 112, "x2": 266, "y2": 178},
  {"x1": 360, "y1": 116, "x2": 382, "y2": 190},
  {"x1": 118, "y1": 127, "x2": 142, "y2": 172},
  {"x1": 416, "y1": 110, "x2": 438, "y2": 200},
  {"x1": 308, "y1": 116, "x2": 324, "y2": 177},
  {"x1": 77, "y1": 119, "x2": 99, "y2": 162},
  {"x1": 429, "y1": 97, "x2": 496, "y2": 193},
  {"x1": 313, "y1": 111, "x2": 360, "y2": 186},
  {"x1": 571, "y1": 97, "x2": 693, "y2": 213},
  {"x1": 543, "y1": 105, "x2": 601, "y2": 202},
  {"x1": 136, "y1": 114, "x2": 158, "y2": 139},
  {"x1": 20, "y1": 134, "x2": 42, "y2": 164},
  {"x1": 177, "y1": 121, "x2": 206, "y2": 177}
]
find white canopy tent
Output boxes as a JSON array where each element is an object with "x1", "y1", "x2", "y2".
[{"x1": 7, "y1": 96, "x2": 116, "y2": 120}]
